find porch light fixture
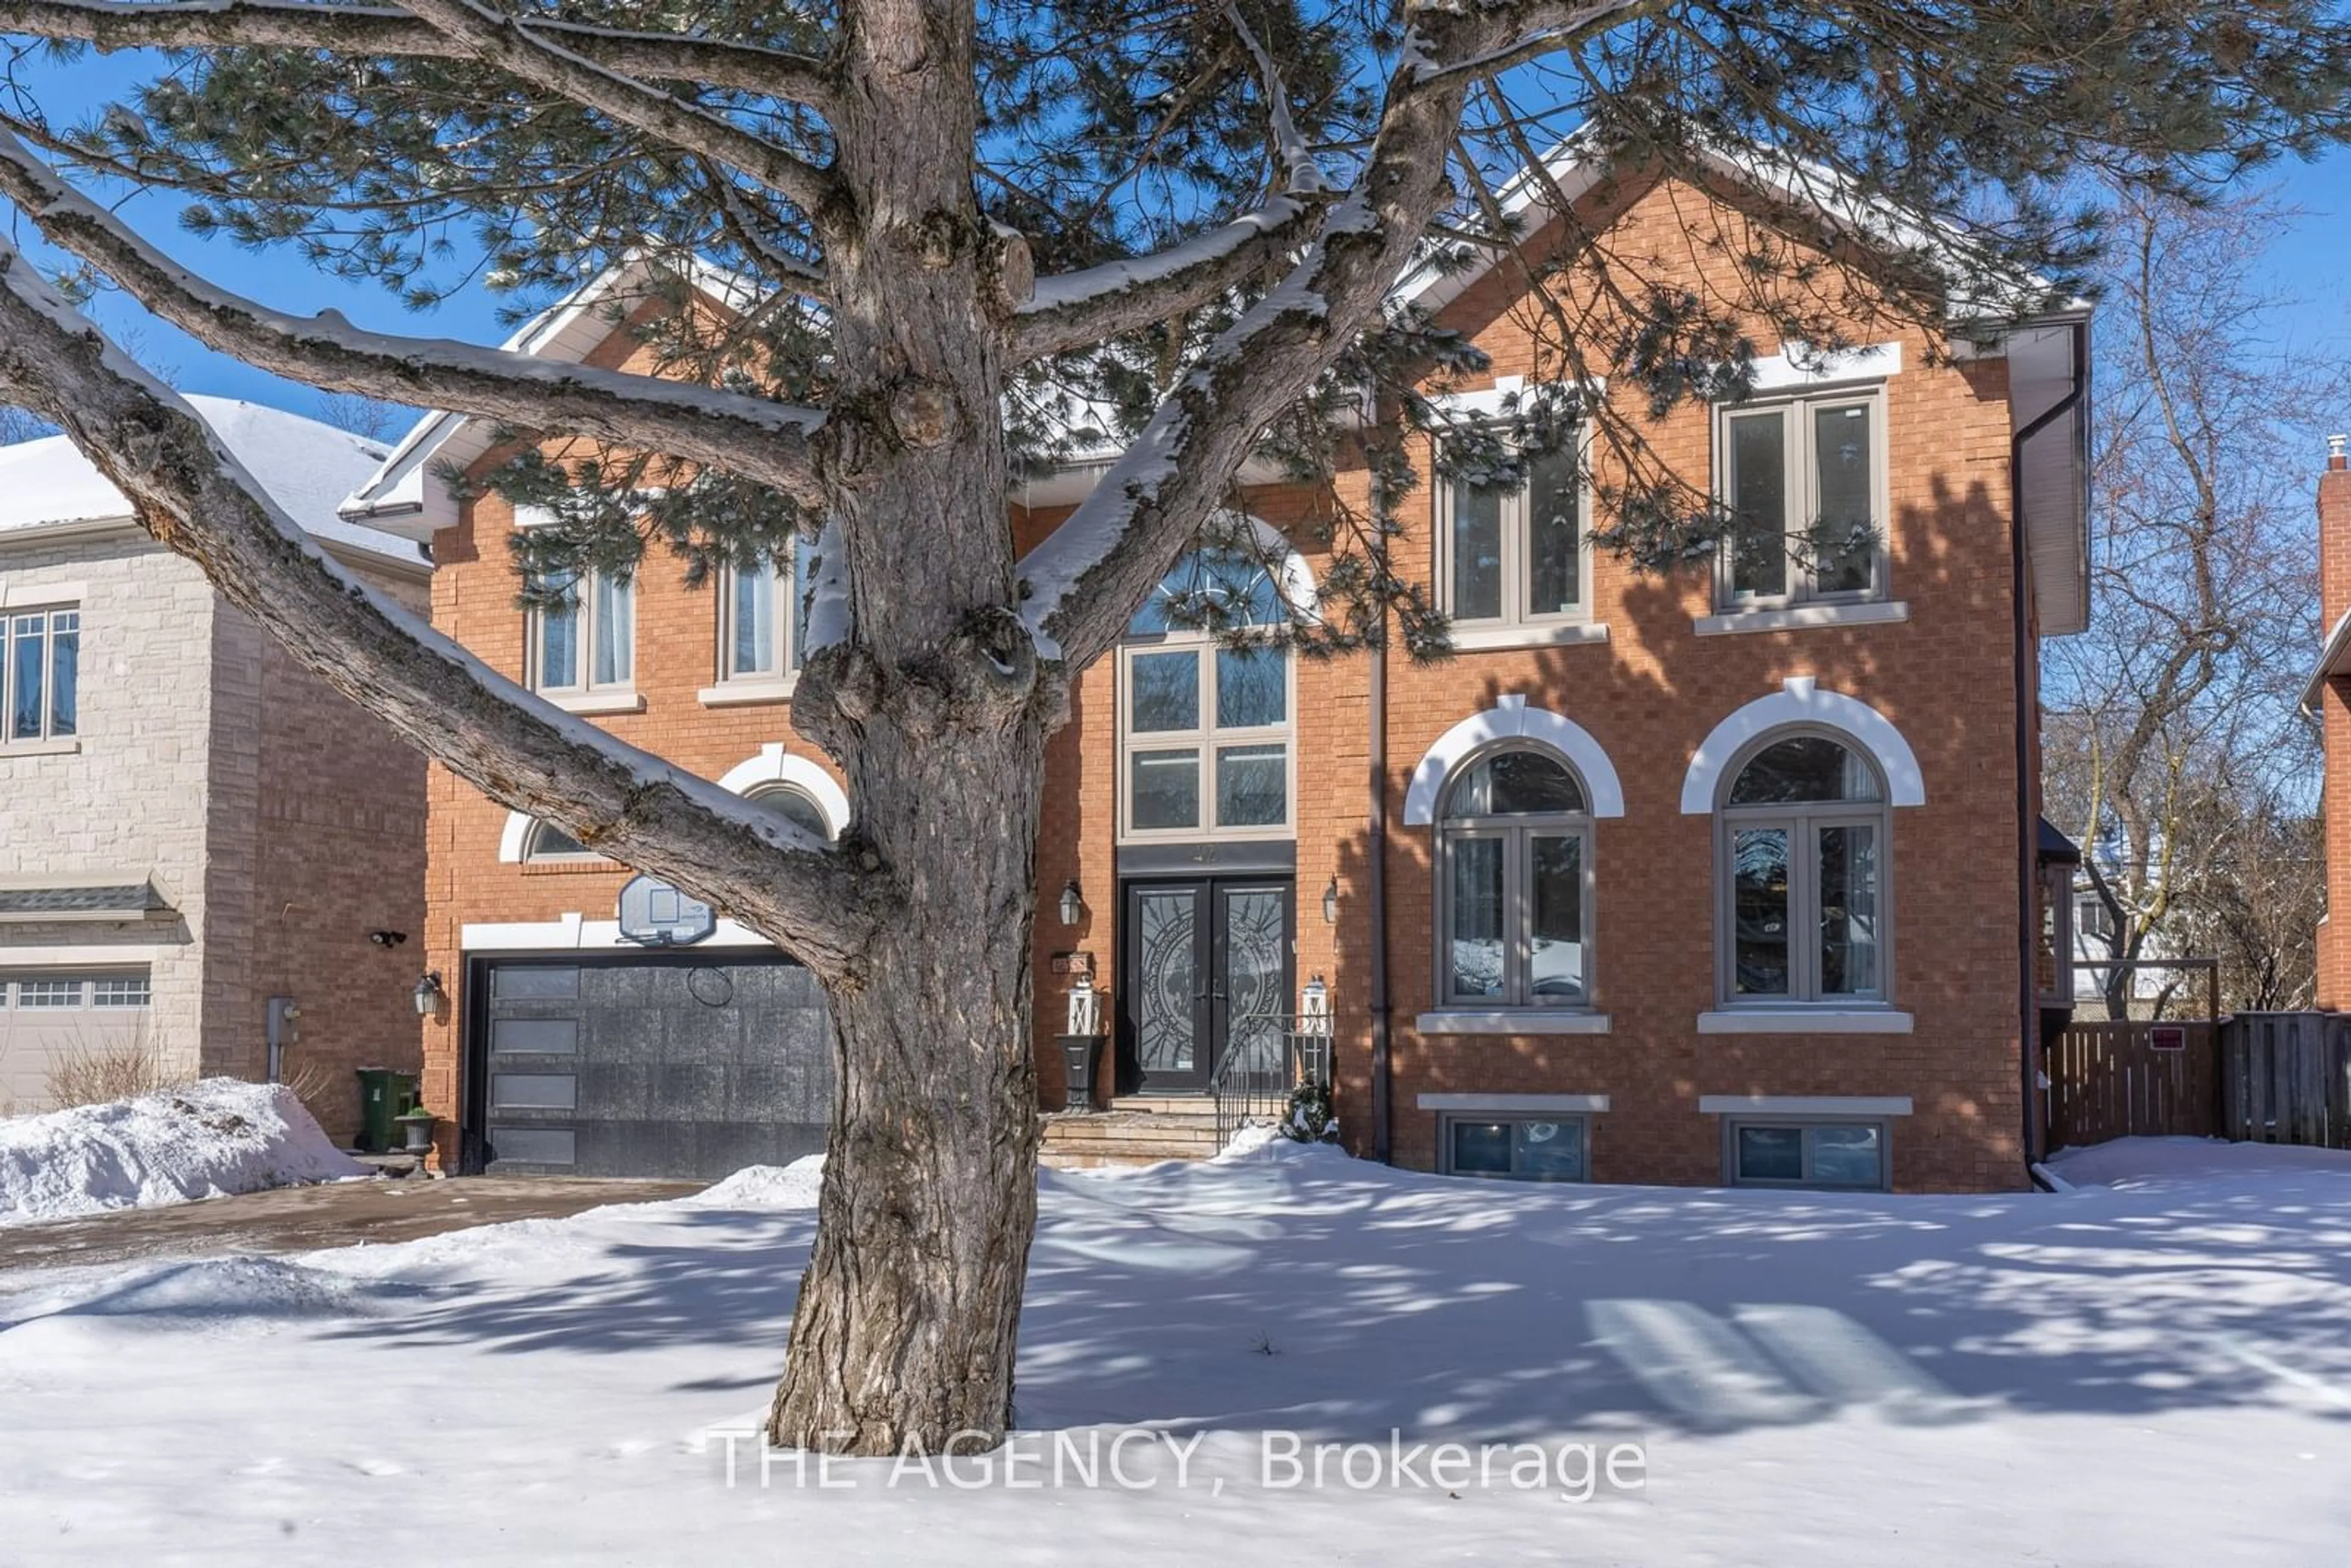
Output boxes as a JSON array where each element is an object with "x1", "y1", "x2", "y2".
[
  {"x1": 1058, "y1": 880, "x2": 1084, "y2": 928},
  {"x1": 413, "y1": 970, "x2": 445, "y2": 1018},
  {"x1": 1322, "y1": 876, "x2": 1340, "y2": 926}
]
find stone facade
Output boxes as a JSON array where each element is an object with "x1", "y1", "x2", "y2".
[
  {"x1": 409, "y1": 168, "x2": 2075, "y2": 1191},
  {"x1": 0, "y1": 526, "x2": 429, "y2": 1141}
]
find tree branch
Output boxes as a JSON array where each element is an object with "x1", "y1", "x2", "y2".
[
  {"x1": 396, "y1": 0, "x2": 836, "y2": 214},
  {"x1": 1020, "y1": 0, "x2": 1649, "y2": 670},
  {"x1": 0, "y1": 129, "x2": 827, "y2": 505},
  {"x1": 0, "y1": 244, "x2": 885, "y2": 981},
  {"x1": 1010, "y1": 193, "x2": 1325, "y2": 360},
  {"x1": 0, "y1": 0, "x2": 835, "y2": 107}
]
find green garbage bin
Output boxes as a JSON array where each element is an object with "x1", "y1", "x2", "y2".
[{"x1": 354, "y1": 1067, "x2": 418, "y2": 1153}]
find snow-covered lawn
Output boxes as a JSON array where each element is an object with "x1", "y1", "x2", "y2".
[
  {"x1": 3, "y1": 1139, "x2": 2348, "y2": 1564},
  {"x1": 0, "y1": 1081, "x2": 369, "y2": 1227}
]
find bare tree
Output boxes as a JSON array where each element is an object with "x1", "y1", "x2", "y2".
[
  {"x1": 2043, "y1": 185, "x2": 2333, "y2": 1020},
  {"x1": 0, "y1": 0, "x2": 2343, "y2": 1454}
]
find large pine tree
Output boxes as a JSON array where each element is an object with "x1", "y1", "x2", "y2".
[{"x1": 0, "y1": 0, "x2": 2342, "y2": 1454}]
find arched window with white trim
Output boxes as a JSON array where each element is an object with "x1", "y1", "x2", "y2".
[
  {"x1": 747, "y1": 782, "x2": 834, "y2": 841},
  {"x1": 1717, "y1": 730, "x2": 1888, "y2": 1004},
  {"x1": 1439, "y1": 746, "x2": 1594, "y2": 1008},
  {"x1": 522, "y1": 819, "x2": 601, "y2": 863}
]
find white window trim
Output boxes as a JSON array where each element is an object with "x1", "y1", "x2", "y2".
[
  {"x1": 516, "y1": 505, "x2": 636, "y2": 705},
  {"x1": 1713, "y1": 730, "x2": 1894, "y2": 1009},
  {"x1": 1415, "y1": 1010, "x2": 1613, "y2": 1035},
  {"x1": 1433, "y1": 423, "x2": 1594, "y2": 635},
  {"x1": 718, "y1": 742, "x2": 852, "y2": 838},
  {"x1": 2, "y1": 602, "x2": 81, "y2": 747},
  {"x1": 1714, "y1": 384, "x2": 1891, "y2": 612},
  {"x1": 1680, "y1": 678, "x2": 1925, "y2": 813},
  {"x1": 1404, "y1": 696, "x2": 1627, "y2": 825}
]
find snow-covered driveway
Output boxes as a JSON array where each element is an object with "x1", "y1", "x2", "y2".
[{"x1": 1, "y1": 1141, "x2": 2346, "y2": 1564}]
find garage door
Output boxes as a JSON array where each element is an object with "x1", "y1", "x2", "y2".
[{"x1": 471, "y1": 954, "x2": 833, "y2": 1179}]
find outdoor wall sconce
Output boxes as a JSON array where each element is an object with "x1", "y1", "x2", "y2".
[
  {"x1": 1322, "y1": 875, "x2": 1340, "y2": 926},
  {"x1": 1058, "y1": 880, "x2": 1084, "y2": 927},
  {"x1": 413, "y1": 970, "x2": 445, "y2": 1018}
]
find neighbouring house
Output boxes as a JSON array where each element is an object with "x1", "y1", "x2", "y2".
[
  {"x1": 0, "y1": 397, "x2": 431, "y2": 1141},
  {"x1": 2304, "y1": 434, "x2": 2351, "y2": 1006},
  {"x1": 351, "y1": 143, "x2": 2091, "y2": 1193}
]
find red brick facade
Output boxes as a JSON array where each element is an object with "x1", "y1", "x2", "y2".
[
  {"x1": 413, "y1": 171, "x2": 2058, "y2": 1191},
  {"x1": 2314, "y1": 442, "x2": 2351, "y2": 1007}
]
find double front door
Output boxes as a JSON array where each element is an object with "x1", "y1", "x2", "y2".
[{"x1": 1121, "y1": 877, "x2": 1293, "y2": 1094}]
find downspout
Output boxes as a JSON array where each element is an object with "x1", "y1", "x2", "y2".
[
  {"x1": 1368, "y1": 493, "x2": 1394, "y2": 1166},
  {"x1": 2008, "y1": 320, "x2": 2088, "y2": 1171}
]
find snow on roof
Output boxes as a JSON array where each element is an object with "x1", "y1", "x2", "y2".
[
  {"x1": 0, "y1": 395, "x2": 427, "y2": 571},
  {"x1": 340, "y1": 253, "x2": 763, "y2": 539}
]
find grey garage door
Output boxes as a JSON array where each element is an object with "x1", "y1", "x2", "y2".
[{"x1": 471, "y1": 954, "x2": 833, "y2": 1179}]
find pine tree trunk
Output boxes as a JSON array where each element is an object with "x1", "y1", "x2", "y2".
[{"x1": 765, "y1": 712, "x2": 1046, "y2": 1453}]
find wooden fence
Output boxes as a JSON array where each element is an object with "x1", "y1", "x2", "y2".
[
  {"x1": 2219, "y1": 1013, "x2": 2351, "y2": 1149},
  {"x1": 2047, "y1": 1019, "x2": 2218, "y2": 1150}
]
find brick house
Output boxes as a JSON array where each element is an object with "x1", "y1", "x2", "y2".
[
  {"x1": 352, "y1": 152, "x2": 2091, "y2": 1192},
  {"x1": 0, "y1": 398, "x2": 430, "y2": 1140},
  {"x1": 2304, "y1": 436, "x2": 2351, "y2": 1005}
]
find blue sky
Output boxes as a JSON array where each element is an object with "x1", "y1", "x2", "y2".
[{"x1": 17, "y1": 49, "x2": 2351, "y2": 450}]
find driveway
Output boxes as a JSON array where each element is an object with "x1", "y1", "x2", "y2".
[{"x1": 0, "y1": 1175, "x2": 703, "y2": 1274}]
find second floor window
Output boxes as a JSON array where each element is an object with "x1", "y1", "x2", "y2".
[
  {"x1": 1436, "y1": 440, "x2": 1586, "y2": 628},
  {"x1": 1719, "y1": 392, "x2": 1884, "y2": 608},
  {"x1": 1120, "y1": 549, "x2": 1292, "y2": 840},
  {"x1": 6, "y1": 606, "x2": 78, "y2": 744},
  {"x1": 720, "y1": 539, "x2": 814, "y2": 685},
  {"x1": 530, "y1": 568, "x2": 633, "y2": 697}
]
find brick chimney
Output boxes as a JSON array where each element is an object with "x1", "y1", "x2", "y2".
[{"x1": 2325, "y1": 433, "x2": 2351, "y2": 631}]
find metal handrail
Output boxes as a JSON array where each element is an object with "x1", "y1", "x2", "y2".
[{"x1": 1210, "y1": 1010, "x2": 1335, "y2": 1153}]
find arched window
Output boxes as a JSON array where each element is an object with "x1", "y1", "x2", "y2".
[
  {"x1": 1717, "y1": 732, "x2": 1888, "y2": 1004},
  {"x1": 1439, "y1": 746, "x2": 1592, "y2": 1008},
  {"x1": 748, "y1": 782, "x2": 834, "y2": 842},
  {"x1": 1119, "y1": 548, "x2": 1294, "y2": 839},
  {"x1": 521, "y1": 819, "x2": 600, "y2": 863}
]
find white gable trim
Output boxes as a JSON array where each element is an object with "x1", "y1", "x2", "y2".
[
  {"x1": 1403, "y1": 696, "x2": 1625, "y2": 825},
  {"x1": 717, "y1": 743, "x2": 852, "y2": 837},
  {"x1": 1679, "y1": 677, "x2": 1925, "y2": 813},
  {"x1": 1746, "y1": 341, "x2": 1902, "y2": 392}
]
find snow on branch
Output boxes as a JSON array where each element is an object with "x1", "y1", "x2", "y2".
[
  {"x1": 1224, "y1": 1, "x2": 1327, "y2": 197},
  {"x1": 1011, "y1": 194, "x2": 1324, "y2": 360},
  {"x1": 397, "y1": 0, "x2": 834, "y2": 214},
  {"x1": 0, "y1": 0, "x2": 835, "y2": 107},
  {"x1": 0, "y1": 129, "x2": 827, "y2": 505},
  {"x1": 0, "y1": 243, "x2": 883, "y2": 978}
]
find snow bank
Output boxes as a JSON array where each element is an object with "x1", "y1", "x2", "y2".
[
  {"x1": 679, "y1": 1155, "x2": 827, "y2": 1211},
  {"x1": 0, "y1": 1079, "x2": 370, "y2": 1227},
  {"x1": 2045, "y1": 1135, "x2": 2351, "y2": 1193}
]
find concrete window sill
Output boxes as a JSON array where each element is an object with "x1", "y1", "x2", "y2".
[
  {"x1": 540, "y1": 689, "x2": 645, "y2": 717},
  {"x1": 698, "y1": 677, "x2": 800, "y2": 707},
  {"x1": 0, "y1": 737, "x2": 81, "y2": 759},
  {"x1": 1415, "y1": 1010, "x2": 1613, "y2": 1035},
  {"x1": 1692, "y1": 601, "x2": 1910, "y2": 637},
  {"x1": 1444, "y1": 621, "x2": 1610, "y2": 653},
  {"x1": 1697, "y1": 1009, "x2": 1914, "y2": 1035}
]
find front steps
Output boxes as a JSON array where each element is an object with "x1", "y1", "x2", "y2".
[{"x1": 1040, "y1": 1096, "x2": 1223, "y2": 1169}]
